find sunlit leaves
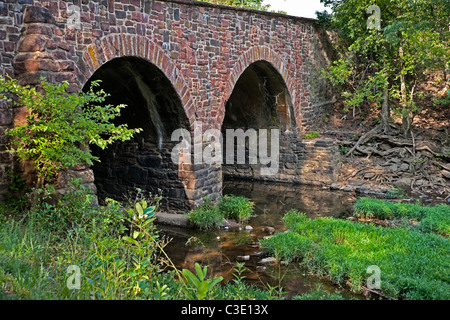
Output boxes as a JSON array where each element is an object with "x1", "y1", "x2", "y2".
[
  {"x1": 0, "y1": 76, "x2": 141, "y2": 185},
  {"x1": 181, "y1": 262, "x2": 223, "y2": 300},
  {"x1": 319, "y1": 0, "x2": 449, "y2": 128}
]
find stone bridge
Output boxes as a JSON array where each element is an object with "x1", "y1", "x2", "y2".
[{"x1": 0, "y1": 0, "x2": 339, "y2": 210}]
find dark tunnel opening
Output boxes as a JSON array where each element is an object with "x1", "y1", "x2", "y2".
[
  {"x1": 83, "y1": 56, "x2": 191, "y2": 211},
  {"x1": 222, "y1": 60, "x2": 296, "y2": 181}
]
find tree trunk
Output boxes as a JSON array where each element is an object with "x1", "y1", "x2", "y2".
[
  {"x1": 399, "y1": 44, "x2": 411, "y2": 138},
  {"x1": 381, "y1": 86, "x2": 390, "y2": 134},
  {"x1": 446, "y1": 63, "x2": 450, "y2": 92}
]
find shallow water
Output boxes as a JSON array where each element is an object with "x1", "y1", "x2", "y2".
[{"x1": 160, "y1": 179, "x2": 363, "y2": 299}]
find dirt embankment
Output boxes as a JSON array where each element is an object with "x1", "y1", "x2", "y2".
[{"x1": 314, "y1": 73, "x2": 450, "y2": 202}]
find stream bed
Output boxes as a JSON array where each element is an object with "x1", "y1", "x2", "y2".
[{"x1": 160, "y1": 179, "x2": 365, "y2": 299}]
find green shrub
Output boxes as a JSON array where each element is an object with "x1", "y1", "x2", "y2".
[
  {"x1": 0, "y1": 190, "x2": 171, "y2": 300},
  {"x1": 187, "y1": 195, "x2": 255, "y2": 230},
  {"x1": 181, "y1": 263, "x2": 223, "y2": 300},
  {"x1": 0, "y1": 76, "x2": 140, "y2": 186},
  {"x1": 218, "y1": 195, "x2": 254, "y2": 223},
  {"x1": 0, "y1": 192, "x2": 279, "y2": 300}
]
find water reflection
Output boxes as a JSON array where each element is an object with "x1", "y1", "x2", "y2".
[
  {"x1": 223, "y1": 179, "x2": 357, "y2": 223},
  {"x1": 160, "y1": 179, "x2": 360, "y2": 299}
]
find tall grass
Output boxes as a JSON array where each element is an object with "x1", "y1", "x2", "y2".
[{"x1": 261, "y1": 210, "x2": 450, "y2": 300}]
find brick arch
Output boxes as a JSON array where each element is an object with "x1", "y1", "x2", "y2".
[
  {"x1": 217, "y1": 45, "x2": 299, "y2": 129},
  {"x1": 78, "y1": 34, "x2": 196, "y2": 127}
]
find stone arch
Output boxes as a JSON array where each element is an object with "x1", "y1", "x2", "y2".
[
  {"x1": 78, "y1": 34, "x2": 196, "y2": 128},
  {"x1": 218, "y1": 46, "x2": 300, "y2": 129},
  {"x1": 77, "y1": 36, "x2": 197, "y2": 211}
]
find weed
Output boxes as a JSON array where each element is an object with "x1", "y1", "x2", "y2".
[
  {"x1": 187, "y1": 195, "x2": 254, "y2": 230},
  {"x1": 293, "y1": 284, "x2": 345, "y2": 300},
  {"x1": 181, "y1": 263, "x2": 223, "y2": 300},
  {"x1": 218, "y1": 195, "x2": 254, "y2": 224},
  {"x1": 187, "y1": 198, "x2": 224, "y2": 230},
  {"x1": 302, "y1": 131, "x2": 321, "y2": 140}
]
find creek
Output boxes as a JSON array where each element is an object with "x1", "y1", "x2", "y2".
[{"x1": 160, "y1": 179, "x2": 364, "y2": 299}]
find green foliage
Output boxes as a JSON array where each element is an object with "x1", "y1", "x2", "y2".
[
  {"x1": 0, "y1": 76, "x2": 140, "y2": 185},
  {"x1": 187, "y1": 197, "x2": 224, "y2": 230},
  {"x1": 353, "y1": 197, "x2": 450, "y2": 237},
  {"x1": 188, "y1": 195, "x2": 254, "y2": 230},
  {"x1": 339, "y1": 145, "x2": 348, "y2": 155},
  {"x1": 218, "y1": 195, "x2": 254, "y2": 223},
  {"x1": 29, "y1": 178, "x2": 101, "y2": 234},
  {"x1": 261, "y1": 210, "x2": 450, "y2": 300},
  {"x1": 292, "y1": 285, "x2": 345, "y2": 300},
  {"x1": 385, "y1": 186, "x2": 408, "y2": 199},
  {"x1": 3, "y1": 168, "x2": 29, "y2": 212},
  {"x1": 302, "y1": 131, "x2": 321, "y2": 140},
  {"x1": 181, "y1": 263, "x2": 223, "y2": 300},
  {"x1": 320, "y1": 0, "x2": 450, "y2": 133},
  {"x1": 0, "y1": 181, "x2": 280, "y2": 300},
  {"x1": 0, "y1": 188, "x2": 171, "y2": 300},
  {"x1": 198, "y1": 0, "x2": 271, "y2": 11},
  {"x1": 434, "y1": 90, "x2": 450, "y2": 106},
  {"x1": 214, "y1": 262, "x2": 279, "y2": 300}
]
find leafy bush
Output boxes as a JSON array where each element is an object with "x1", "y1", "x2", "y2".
[
  {"x1": 218, "y1": 195, "x2": 254, "y2": 223},
  {"x1": 29, "y1": 178, "x2": 99, "y2": 234},
  {"x1": 187, "y1": 195, "x2": 255, "y2": 230},
  {"x1": 0, "y1": 190, "x2": 279, "y2": 300},
  {"x1": 0, "y1": 76, "x2": 140, "y2": 186},
  {"x1": 261, "y1": 210, "x2": 450, "y2": 300},
  {"x1": 0, "y1": 188, "x2": 172, "y2": 300},
  {"x1": 181, "y1": 263, "x2": 223, "y2": 300}
]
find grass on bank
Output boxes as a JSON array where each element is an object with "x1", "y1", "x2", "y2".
[
  {"x1": 261, "y1": 207, "x2": 450, "y2": 300},
  {"x1": 354, "y1": 197, "x2": 450, "y2": 237}
]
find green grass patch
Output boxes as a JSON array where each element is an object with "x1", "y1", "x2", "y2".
[
  {"x1": 187, "y1": 198, "x2": 224, "y2": 231},
  {"x1": 302, "y1": 131, "x2": 321, "y2": 140},
  {"x1": 261, "y1": 210, "x2": 450, "y2": 300},
  {"x1": 354, "y1": 198, "x2": 450, "y2": 237},
  {"x1": 187, "y1": 195, "x2": 254, "y2": 230},
  {"x1": 218, "y1": 195, "x2": 254, "y2": 223},
  {"x1": 292, "y1": 285, "x2": 346, "y2": 300}
]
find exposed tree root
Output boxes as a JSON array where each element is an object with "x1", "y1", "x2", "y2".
[
  {"x1": 337, "y1": 125, "x2": 450, "y2": 196},
  {"x1": 345, "y1": 125, "x2": 381, "y2": 157}
]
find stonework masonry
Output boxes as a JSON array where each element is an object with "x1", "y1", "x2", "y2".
[{"x1": 0, "y1": 0, "x2": 337, "y2": 208}]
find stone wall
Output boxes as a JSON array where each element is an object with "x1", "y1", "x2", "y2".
[
  {"x1": 0, "y1": 0, "x2": 336, "y2": 208},
  {"x1": 223, "y1": 131, "x2": 341, "y2": 186},
  {"x1": 0, "y1": 0, "x2": 31, "y2": 200}
]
